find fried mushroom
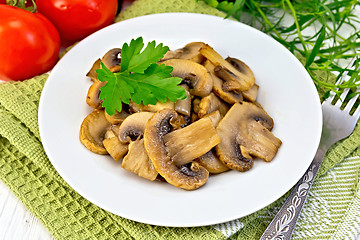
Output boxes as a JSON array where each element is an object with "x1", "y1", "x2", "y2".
[
  {"x1": 101, "y1": 48, "x2": 121, "y2": 71},
  {"x1": 162, "y1": 59, "x2": 213, "y2": 97},
  {"x1": 215, "y1": 102, "x2": 282, "y2": 171},
  {"x1": 197, "y1": 149, "x2": 230, "y2": 174},
  {"x1": 118, "y1": 112, "x2": 154, "y2": 143},
  {"x1": 162, "y1": 42, "x2": 206, "y2": 63},
  {"x1": 163, "y1": 117, "x2": 221, "y2": 166},
  {"x1": 144, "y1": 109, "x2": 209, "y2": 190},
  {"x1": 174, "y1": 84, "x2": 191, "y2": 116},
  {"x1": 200, "y1": 44, "x2": 255, "y2": 92},
  {"x1": 198, "y1": 93, "x2": 229, "y2": 118},
  {"x1": 204, "y1": 60, "x2": 243, "y2": 104},
  {"x1": 103, "y1": 126, "x2": 128, "y2": 161},
  {"x1": 86, "y1": 58, "x2": 101, "y2": 81},
  {"x1": 80, "y1": 109, "x2": 111, "y2": 154},
  {"x1": 117, "y1": 112, "x2": 158, "y2": 181}
]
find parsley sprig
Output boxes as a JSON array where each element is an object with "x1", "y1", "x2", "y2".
[{"x1": 96, "y1": 37, "x2": 186, "y2": 116}]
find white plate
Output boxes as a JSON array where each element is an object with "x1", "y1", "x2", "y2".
[{"x1": 38, "y1": 13, "x2": 322, "y2": 227}]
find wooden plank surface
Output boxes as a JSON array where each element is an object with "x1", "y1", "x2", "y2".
[{"x1": 0, "y1": 180, "x2": 54, "y2": 240}]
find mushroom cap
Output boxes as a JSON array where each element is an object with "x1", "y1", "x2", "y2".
[
  {"x1": 215, "y1": 102, "x2": 280, "y2": 171},
  {"x1": 200, "y1": 44, "x2": 255, "y2": 92},
  {"x1": 204, "y1": 60, "x2": 243, "y2": 104},
  {"x1": 162, "y1": 59, "x2": 213, "y2": 97},
  {"x1": 101, "y1": 48, "x2": 121, "y2": 69},
  {"x1": 80, "y1": 109, "x2": 112, "y2": 154},
  {"x1": 144, "y1": 108, "x2": 209, "y2": 190},
  {"x1": 118, "y1": 111, "x2": 154, "y2": 143},
  {"x1": 104, "y1": 106, "x2": 130, "y2": 125},
  {"x1": 197, "y1": 149, "x2": 230, "y2": 174},
  {"x1": 162, "y1": 42, "x2": 206, "y2": 63},
  {"x1": 86, "y1": 79, "x2": 106, "y2": 109},
  {"x1": 86, "y1": 58, "x2": 101, "y2": 81}
]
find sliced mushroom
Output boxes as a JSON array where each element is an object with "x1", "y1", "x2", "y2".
[
  {"x1": 223, "y1": 57, "x2": 258, "y2": 102},
  {"x1": 203, "y1": 110, "x2": 221, "y2": 127},
  {"x1": 86, "y1": 79, "x2": 106, "y2": 109},
  {"x1": 198, "y1": 93, "x2": 229, "y2": 118},
  {"x1": 128, "y1": 101, "x2": 175, "y2": 113},
  {"x1": 101, "y1": 48, "x2": 121, "y2": 70},
  {"x1": 144, "y1": 109, "x2": 209, "y2": 190},
  {"x1": 103, "y1": 127, "x2": 128, "y2": 161},
  {"x1": 215, "y1": 102, "x2": 282, "y2": 171},
  {"x1": 163, "y1": 117, "x2": 221, "y2": 166},
  {"x1": 197, "y1": 149, "x2": 230, "y2": 174},
  {"x1": 174, "y1": 84, "x2": 191, "y2": 116},
  {"x1": 143, "y1": 101, "x2": 175, "y2": 112},
  {"x1": 162, "y1": 42, "x2": 206, "y2": 63},
  {"x1": 121, "y1": 138, "x2": 158, "y2": 181},
  {"x1": 204, "y1": 60, "x2": 243, "y2": 104},
  {"x1": 200, "y1": 44, "x2": 255, "y2": 92},
  {"x1": 86, "y1": 58, "x2": 101, "y2": 81},
  {"x1": 80, "y1": 109, "x2": 111, "y2": 154},
  {"x1": 192, "y1": 98, "x2": 201, "y2": 115},
  {"x1": 118, "y1": 112, "x2": 154, "y2": 144},
  {"x1": 104, "y1": 105, "x2": 131, "y2": 125},
  {"x1": 162, "y1": 59, "x2": 213, "y2": 97},
  {"x1": 242, "y1": 83, "x2": 259, "y2": 102},
  {"x1": 115, "y1": 111, "x2": 159, "y2": 180}
]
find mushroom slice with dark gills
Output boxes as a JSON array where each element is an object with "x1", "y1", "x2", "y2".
[
  {"x1": 215, "y1": 102, "x2": 282, "y2": 171},
  {"x1": 200, "y1": 44, "x2": 255, "y2": 92},
  {"x1": 144, "y1": 109, "x2": 212, "y2": 190},
  {"x1": 162, "y1": 42, "x2": 206, "y2": 64},
  {"x1": 204, "y1": 60, "x2": 243, "y2": 104},
  {"x1": 220, "y1": 57, "x2": 259, "y2": 102},
  {"x1": 101, "y1": 48, "x2": 121, "y2": 71},
  {"x1": 118, "y1": 111, "x2": 154, "y2": 143},
  {"x1": 80, "y1": 109, "x2": 112, "y2": 154},
  {"x1": 162, "y1": 59, "x2": 213, "y2": 97},
  {"x1": 117, "y1": 112, "x2": 158, "y2": 181}
]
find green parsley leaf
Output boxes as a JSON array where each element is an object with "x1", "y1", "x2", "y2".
[{"x1": 96, "y1": 37, "x2": 187, "y2": 116}]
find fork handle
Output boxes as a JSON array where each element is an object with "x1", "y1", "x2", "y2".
[{"x1": 259, "y1": 159, "x2": 322, "y2": 240}]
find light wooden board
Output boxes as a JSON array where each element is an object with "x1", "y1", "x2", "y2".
[{"x1": 0, "y1": 180, "x2": 54, "y2": 240}]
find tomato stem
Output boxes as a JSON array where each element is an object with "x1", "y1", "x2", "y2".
[{"x1": 6, "y1": 0, "x2": 37, "y2": 12}]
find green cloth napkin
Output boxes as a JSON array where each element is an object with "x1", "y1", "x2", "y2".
[{"x1": 1, "y1": 0, "x2": 360, "y2": 239}]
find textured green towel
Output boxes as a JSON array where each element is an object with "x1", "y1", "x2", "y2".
[{"x1": 0, "y1": 0, "x2": 360, "y2": 239}]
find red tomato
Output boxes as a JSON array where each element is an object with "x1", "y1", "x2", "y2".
[
  {"x1": 0, "y1": 5, "x2": 60, "y2": 81},
  {"x1": 36, "y1": 0, "x2": 118, "y2": 46}
]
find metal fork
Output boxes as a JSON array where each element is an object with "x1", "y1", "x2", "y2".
[{"x1": 260, "y1": 58, "x2": 360, "y2": 240}]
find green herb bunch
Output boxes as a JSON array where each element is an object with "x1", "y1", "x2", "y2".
[{"x1": 202, "y1": 0, "x2": 360, "y2": 101}]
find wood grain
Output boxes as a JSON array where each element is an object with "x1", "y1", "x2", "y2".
[{"x1": 0, "y1": 180, "x2": 54, "y2": 240}]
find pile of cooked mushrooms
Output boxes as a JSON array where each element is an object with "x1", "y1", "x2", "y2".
[{"x1": 80, "y1": 42, "x2": 282, "y2": 190}]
